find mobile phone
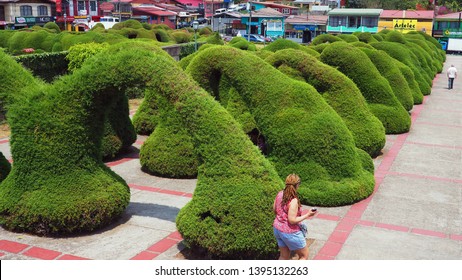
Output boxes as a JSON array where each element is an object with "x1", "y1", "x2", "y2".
[{"x1": 311, "y1": 208, "x2": 317, "y2": 212}]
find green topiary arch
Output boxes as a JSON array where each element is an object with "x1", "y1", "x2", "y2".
[
  {"x1": 184, "y1": 45, "x2": 375, "y2": 207},
  {"x1": 320, "y1": 41, "x2": 411, "y2": 134},
  {"x1": 265, "y1": 48, "x2": 385, "y2": 157}
]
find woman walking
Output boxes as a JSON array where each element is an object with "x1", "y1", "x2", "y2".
[{"x1": 273, "y1": 174, "x2": 317, "y2": 260}]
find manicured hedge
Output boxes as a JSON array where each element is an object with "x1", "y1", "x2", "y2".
[
  {"x1": 0, "y1": 50, "x2": 42, "y2": 122},
  {"x1": 337, "y1": 34, "x2": 359, "y2": 43},
  {"x1": 359, "y1": 48, "x2": 414, "y2": 111},
  {"x1": 320, "y1": 41, "x2": 411, "y2": 134},
  {"x1": 228, "y1": 37, "x2": 257, "y2": 51},
  {"x1": 353, "y1": 32, "x2": 378, "y2": 43},
  {"x1": 263, "y1": 38, "x2": 320, "y2": 58},
  {"x1": 265, "y1": 48, "x2": 385, "y2": 157},
  {"x1": 186, "y1": 45, "x2": 374, "y2": 207},
  {"x1": 370, "y1": 41, "x2": 431, "y2": 95},
  {"x1": 311, "y1": 34, "x2": 342, "y2": 45},
  {"x1": 14, "y1": 51, "x2": 69, "y2": 82},
  {"x1": 0, "y1": 43, "x2": 159, "y2": 235}
]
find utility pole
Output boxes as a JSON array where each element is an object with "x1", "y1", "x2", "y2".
[{"x1": 248, "y1": 2, "x2": 252, "y2": 41}]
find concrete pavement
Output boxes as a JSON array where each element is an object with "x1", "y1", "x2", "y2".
[{"x1": 0, "y1": 55, "x2": 461, "y2": 260}]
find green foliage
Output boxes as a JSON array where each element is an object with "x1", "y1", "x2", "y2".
[
  {"x1": 0, "y1": 50, "x2": 42, "y2": 123},
  {"x1": 170, "y1": 31, "x2": 193, "y2": 43},
  {"x1": 43, "y1": 22, "x2": 61, "y2": 33},
  {"x1": 153, "y1": 28, "x2": 171, "y2": 42},
  {"x1": 264, "y1": 38, "x2": 303, "y2": 52},
  {"x1": 112, "y1": 19, "x2": 144, "y2": 30},
  {"x1": 14, "y1": 52, "x2": 69, "y2": 82},
  {"x1": 139, "y1": 94, "x2": 198, "y2": 178},
  {"x1": 337, "y1": 34, "x2": 359, "y2": 43},
  {"x1": 228, "y1": 37, "x2": 256, "y2": 51},
  {"x1": 142, "y1": 23, "x2": 152, "y2": 30},
  {"x1": 311, "y1": 34, "x2": 342, "y2": 45},
  {"x1": 206, "y1": 32, "x2": 224, "y2": 45},
  {"x1": 372, "y1": 33, "x2": 383, "y2": 41},
  {"x1": 266, "y1": 49, "x2": 385, "y2": 157},
  {"x1": 186, "y1": 46, "x2": 374, "y2": 207},
  {"x1": 353, "y1": 32, "x2": 378, "y2": 43},
  {"x1": 66, "y1": 42, "x2": 109, "y2": 72},
  {"x1": 152, "y1": 24, "x2": 172, "y2": 30},
  {"x1": 370, "y1": 41, "x2": 431, "y2": 95},
  {"x1": 384, "y1": 30, "x2": 407, "y2": 44},
  {"x1": 199, "y1": 27, "x2": 212, "y2": 35},
  {"x1": 320, "y1": 42, "x2": 411, "y2": 134},
  {"x1": 359, "y1": 48, "x2": 414, "y2": 111},
  {"x1": 90, "y1": 23, "x2": 105, "y2": 30}
]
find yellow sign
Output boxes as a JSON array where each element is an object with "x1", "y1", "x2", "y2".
[{"x1": 393, "y1": 19, "x2": 417, "y2": 33}]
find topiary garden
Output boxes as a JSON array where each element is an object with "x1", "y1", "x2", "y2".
[{"x1": 0, "y1": 28, "x2": 445, "y2": 259}]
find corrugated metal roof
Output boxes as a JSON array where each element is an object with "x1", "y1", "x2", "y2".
[
  {"x1": 435, "y1": 12, "x2": 462, "y2": 19},
  {"x1": 328, "y1": 8, "x2": 383, "y2": 16},
  {"x1": 380, "y1": 10, "x2": 434, "y2": 19}
]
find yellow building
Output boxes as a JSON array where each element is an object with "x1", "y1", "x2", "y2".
[{"x1": 378, "y1": 10, "x2": 434, "y2": 35}]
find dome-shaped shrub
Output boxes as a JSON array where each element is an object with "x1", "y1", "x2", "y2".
[
  {"x1": 90, "y1": 22, "x2": 105, "y2": 30},
  {"x1": 353, "y1": 32, "x2": 378, "y2": 43},
  {"x1": 186, "y1": 45, "x2": 374, "y2": 206},
  {"x1": 320, "y1": 42, "x2": 411, "y2": 134},
  {"x1": 337, "y1": 34, "x2": 359, "y2": 42},
  {"x1": 43, "y1": 22, "x2": 61, "y2": 33},
  {"x1": 359, "y1": 48, "x2": 414, "y2": 111},
  {"x1": 264, "y1": 38, "x2": 303, "y2": 52},
  {"x1": 372, "y1": 34, "x2": 383, "y2": 41},
  {"x1": 153, "y1": 28, "x2": 171, "y2": 42},
  {"x1": 384, "y1": 30, "x2": 407, "y2": 44},
  {"x1": 112, "y1": 19, "x2": 143, "y2": 30},
  {"x1": 206, "y1": 32, "x2": 224, "y2": 45},
  {"x1": 311, "y1": 34, "x2": 342, "y2": 45},
  {"x1": 370, "y1": 41, "x2": 431, "y2": 95},
  {"x1": 139, "y1": 97, "x2": 198, "y2": 178},
  {"x1": 199, "y1": 27, "x2": 212, "y2": 35},
  {"x1": 350, "y1": 41, "x2": 373, "y2": 49},
  {"x1": 228, "y1": 36, "x2": 256, "y2": 51},
  {"x1": 170, "y1": 30, "x2": 193, "y2": 43},
  {"x1": 394, "y1": 60, "x2": 424, "y2": 104},
  {"x1": 266, "y1": 49, "x2": 385, "y2": 157}
]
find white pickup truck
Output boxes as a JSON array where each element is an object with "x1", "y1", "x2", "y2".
[{"x1": 89, "y1": 16, "x2": 120, "y2": 29}]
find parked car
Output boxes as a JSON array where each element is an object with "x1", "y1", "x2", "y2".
[
  {"x1": 242, "y1": 34, "x2": 265, "y2": 43},
  {"x1": 177, "y1": 21, "x2": 190, "y2": 29},
  {"x1": 257, "y1": 35, "x2": 273, "y2": 42},
  {"x1": 195, "y1": 17, "x2": 208, "y2": 24}
]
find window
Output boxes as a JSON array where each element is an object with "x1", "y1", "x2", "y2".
[
  {"x1": 282, "y1": 8, "x2": 290, "y2": 14},
  {"x1": 0, "y1": 5, "x2": 5, "y2": 21},
  {"x1": 439, "y1": 22, "x2": 448, "y2": 29},
  {"x1": 78, "y1": 1, "x2": 85, "y2": 11},
  {"x1": 362, "y1": 16, "x2": 378, "y2": 28},
  {"x1": 161, "y1": 16, "x2": 165, "y2": 23},
  {"x1": 349, "y1": 16, "x2": 360, "y2": 28},
  {"x1": 267, "y1": 20, "x2": 282, "y2": 31},
  {"x1": 37, "y1": 5, "x2": 48, "y2": 16},
  {"x1": 329, "y1": 16, "x2": 347, "y2": 27},
  {"x1": 450, "y1": 21, "x2": 459, "y2": 29},
  {"x1": 20, "y1": 5, "x2": 33, "y2": 16},
  {"x1": 90, "y1": 1, "x2": 97, "y2": 12}
]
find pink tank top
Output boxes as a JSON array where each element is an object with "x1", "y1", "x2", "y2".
[{"x1": 273, "y1": 191, "x2": 302, "y2": 233}]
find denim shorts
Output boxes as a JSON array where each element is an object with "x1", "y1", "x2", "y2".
[{"x1": 273, "y1": 227, "x2": 306, "y2": 251}]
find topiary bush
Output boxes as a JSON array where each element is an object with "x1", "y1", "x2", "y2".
[
  {"x1": 206, "y1": 32, "x2": 224, "y2": 45},
  {"x1": 112, "y1": 19, "x2": 144, "y2": 30},
  {"x1": 66, "y1": 42, "x2": 109, "y2": 72},
  {"x1": 353, "y1": 32, "x2": 378, "y2": 43},
  {"x1": 266, "y1": 48, "x2": 385, "y2": 157},
  {"x1": 337, "y1": 34, "x2": 359, "y2": 43},
  {"x1": 170, "y1": 30, "x2": 193, "y2": 43},
  {"x1": 228, "y1": 36, "x2": 256, "y2": 51},
  {"x1": 43, "y1": 22, "x2": 61, "y2": 33},
  {"x1": 370, "y1": 41, "x2": 431, "y2": 95},
  {"x1": 185, "y1": 45, "x2": 374, "y2": 207},
  {"x1": 320, "y1": 41, "x2": 411, "y2": 134},
  {"x1": 0, "y1": 43, "x2": 166, "y2": 235},
  {"x1": 311, "y1": 34, "x2": 342, "y2": 45},
  {"x1": 359, "y1": 48, "x2": 414, "y2": 111}
]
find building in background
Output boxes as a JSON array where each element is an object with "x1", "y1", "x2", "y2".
[
  {"x1": 327, "y1": 8, "x2": 382, "y2": 34},
  {"x1": 0, "y1": 0, "x2": 55, "y2": 29},
  {"x1": 378, "y1": 9, "x2": 434, "y2": 35}
]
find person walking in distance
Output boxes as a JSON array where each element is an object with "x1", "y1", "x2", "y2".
[
  {"x1": 447, "y1": 64, "x2": 457, "y2": 90},
  {"x1": 273, "y1": 174, "x2": 317, "y2": 260}
]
